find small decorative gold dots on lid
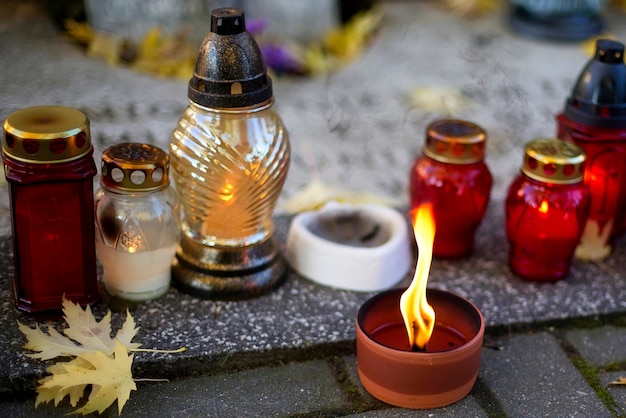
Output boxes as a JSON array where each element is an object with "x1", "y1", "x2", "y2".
[
  {"x1": 423, "y1": 119, "x2": 487, "y2": 164},
  {"x1": 101, "y1": 143, "x2": 170, "y2": 192},
  {"x1": 522, "y1": 138, "x2": 586, "y2": 184},
  {"x1": 2, "y1": 106, "x2": 91, "y2": 163}
]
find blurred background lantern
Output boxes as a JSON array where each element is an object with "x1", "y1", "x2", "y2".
[{"x1": 508, "y1": 0, "x2": 608, "y2": 41}]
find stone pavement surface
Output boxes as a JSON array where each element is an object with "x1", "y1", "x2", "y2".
[
  {"x1": 1, "y1": 1, "x2": 626, "y2": 417},
  {"x1": 5, "y1": 322, "x2": 626, "y2": 417}
]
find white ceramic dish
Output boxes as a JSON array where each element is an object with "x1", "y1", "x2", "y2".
[{"x1": 286, "y1": 202, "x2": 412, "y2": 292}]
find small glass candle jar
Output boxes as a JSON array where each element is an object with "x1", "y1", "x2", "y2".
[
  {"x1": 2, "y1": 106, "x2": 100, "y2": 313},
  {"x1": 505, "y1": 138, "x2": 590, "y2": 281},
  {"x1": 95, "y1": 143, "x2": 180, "y2": 301},
  {"x1": 410, "y1": 119, "x2": 492, "y2": 258}
]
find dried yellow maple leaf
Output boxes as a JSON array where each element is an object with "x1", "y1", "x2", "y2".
[
  {"x1": 35, "y1": 356, "x2": 92, "y2": 408},
  {"x1": 37, "y1": 341, "x2": 136, "y2": 415},
  {"x1": 63, "y1": 19, "x2": 94, "y2": 46},
  {"x1": 609, "y1": 376, "x2": 626, "y2": 385},
  {"x1": 574, "y1": 218, "x2": 613, "y2": 262},
  {"x1": 444, "y1": 0, "x2": 499, "y2": 16},
  {"x1": 18, "y1": 296, "x2": 141, "y2": 360},
  {"x1": 408, "y1": 85, "x2": 468, "y2": 116},
  {"x1": 19, "y1": 297, "x2": 184, "y2": 415},
  {"x1": 87, "y1": 33, "x2": 123, "y2": 66},
  {"x1": 280, "y1": 179, "x2": 399, "y2": 214},
  {"x1": 323, "y1": 8, "x2": 382, "y2": 62}
]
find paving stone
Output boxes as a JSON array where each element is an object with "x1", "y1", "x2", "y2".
[
  {"x1": 599, "y1": 371, "x2": 626, "y2": 417},
  {"x1": 566, "y1": 326, "x2": 626, "y2": 367},
  {"x1": 343, "y1": 355, "x2": 379, "y2": 404},
  {"x1": 480, "y1": 332, "x2": 611, "y2": 417},
  {"x1": 0, "y1": 402, "x2": 70, "y2": 418},
  {"x1": 1, "y1": 360, "x2": 347, "y2": 417},
  {"x1": 346, "y1": 406, "x2": 487, "y2": 418},
  {"x1": 343, "y1": 355, "x2": 488, "y2": 417},
  {"x1": 120, "y1": 360, "x2": 346, "y2": 417}
]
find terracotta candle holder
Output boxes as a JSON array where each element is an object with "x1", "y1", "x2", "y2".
[{"x1": 356, "y1": 288, "x2": 485, "y2": 409}]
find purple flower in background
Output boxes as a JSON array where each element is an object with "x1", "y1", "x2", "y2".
[
  {"x1": 246, "y1": 18, "x2": 269, "y2": 35},
  {"x1": 247, "y1": 18, "x2": 306, "y2": 75},
  {"x1": 260, "y1": 43, "x2": 305, "y2": 75}
]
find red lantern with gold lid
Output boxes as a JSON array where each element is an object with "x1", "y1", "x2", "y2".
[
  {"x1": 410, "y1": 119, "x2": 492, "y2": 258},
  {"x1": 505, "y1": 138, "x2": 590, "y2": 281},
  {"x1": 556, "y1": 39, "x2": 626, "y2": 261},
  {"x1": 2, "y1": 106, "x2": 100, "y2": 313}
]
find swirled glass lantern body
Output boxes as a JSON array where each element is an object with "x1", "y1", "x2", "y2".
[{"x1": 170, "y1": 99, "x2": 290, "y2": 249}]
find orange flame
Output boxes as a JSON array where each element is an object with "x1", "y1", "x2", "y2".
[{"x1": 400, "y1": 203, "x2": 436, "y2": 350}]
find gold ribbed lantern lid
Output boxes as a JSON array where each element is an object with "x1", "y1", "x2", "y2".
[
  {"x1": 423, "y1": 119, "x2": 487, "y2": 164},
  {"x1": 2, "y1": 106, "x2": 91, "y2": 163},
  {"x1": 522, "y1": 138, "x2": 586, "y2": 184},
  {"x1": 101, "y1": 143, "x2": 170, "y2": 192}
]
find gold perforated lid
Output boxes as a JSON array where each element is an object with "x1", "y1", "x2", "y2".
[
  {"x1": 101, "y1": 143, "x2": 170, "y2": 192},
  {"x1": 423, "y1": 119, "x2": 486, "y2": 164},
  {"x1": 522, "y1": 138, "x2": 586, "y2": 184},
  {"x1": 2, "y1": 106, "x2": 91, "y2": 163}
]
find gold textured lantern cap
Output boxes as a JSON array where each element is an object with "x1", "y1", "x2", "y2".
[
  {"x1": 423, "y1": 119, "x2": 487, "y2": 165},
  {"x1": 101, "y1": 143, "x2": 170, "y2": 193},
  {"x1": 522, "y1": 138, "x2": 586, "y2": 184},
  {"x1": 2, "y1": 106, "x2": 91, "y2": 163}
]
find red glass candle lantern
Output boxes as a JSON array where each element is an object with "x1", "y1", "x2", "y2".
[
  {"x1": 2, "y1": 106, "x2": 100, "y2": 313},
  {"x1": 556, "y1": 39, "x2": 626, "y2": 261},
  {"x1": 410, "y1": 119, "x2": 492, "y2": 258},
  {"x1": 505, "y1": 138, "x2": 590, "y2": 281}
]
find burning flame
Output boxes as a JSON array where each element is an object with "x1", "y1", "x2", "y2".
[{"x1": 400, "y1": 203, "x2": 436, "y2": 350}]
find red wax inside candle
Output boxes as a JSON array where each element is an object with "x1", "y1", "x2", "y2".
[
  {"x1": 370, "y1": 321, "x2": 469, "y2": 352},
  {"x1": 356, "y1": 289, "x2": 485, "y2": 409}
]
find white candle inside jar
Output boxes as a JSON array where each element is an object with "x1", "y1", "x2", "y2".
[
  {"x1": 96, "y1": 242, "x2": 177, "y2": 300},
  {"x1": 94, "y1": 143, "x2": 180, "y2": 302}
]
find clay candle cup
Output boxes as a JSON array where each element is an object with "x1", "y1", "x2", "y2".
[{"x1": 356, "y1": 287, "x2": 485, "y2": 409}]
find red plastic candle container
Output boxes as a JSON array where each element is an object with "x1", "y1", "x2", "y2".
[
  {"x1": 505, "y1": 139, "x2": 590, "y2": 281},
  {"x1": 2, "y1": 106, "x2": 100, "y2": 313},
  {"x1": 410, "y1": 119, "x2": 492, "y2": 258},
  {"x1": 556, "y1": 39, "x2": 626, "y2": 261}
]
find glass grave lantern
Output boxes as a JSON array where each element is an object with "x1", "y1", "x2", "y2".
[
  {"x1": 410, "y1": 119, "x2": 492, "y2": 258},
  {"x1": 2, "y1": 106, "x2": 100, "y2": 313},
  {"x1": 505, "y1": 138, "x2": 590, "y2": 281},
  {"x1": 556, "y1": 39, "x2": 626, "y2": 261},
  {"x1": 169, "y1": 8, "x2": 290, "y2": 299},
  {"x1": 95, "y1": 143, "x2": 180, "y2": 302}
]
